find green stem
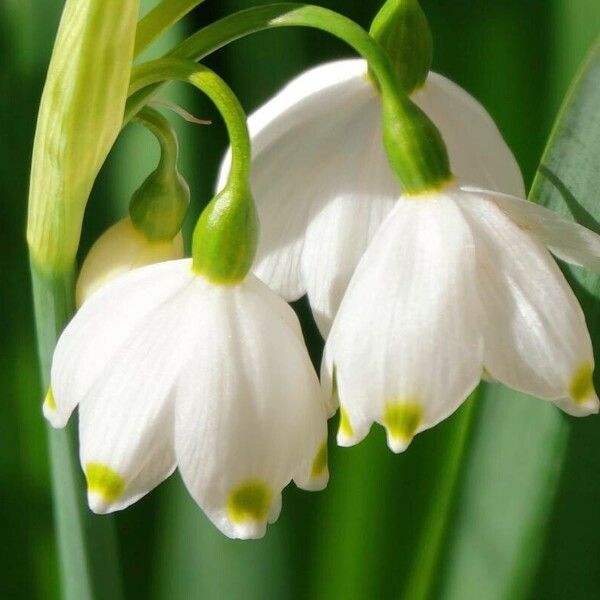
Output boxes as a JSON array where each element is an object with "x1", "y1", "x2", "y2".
[
  {"x1": 401, "y1": 392, "x2": 480, "y2": 600},
  {"x1": 126, "y1": 4, "x2": 396, "y2": 121},
  {"x1": 134, "y1": 106, "x2": 179, "y2": 173},
  {"x1": 31, "y1": 264, "x2": 124, "y2": 600},
  {"x1": 130, "y1": 58, "x2": 251, "y2": 185},
  {"x1": 134, "y1": 0, "x2": 207, "y2": 58},
  {"x1": 126, "y1": 3, "x2": 450, "y2": 192}
]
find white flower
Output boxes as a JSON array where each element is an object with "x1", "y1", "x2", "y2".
[
  {"x1": 45, "y1": 259, "x2": 328, "y2": 539},
  {"x1": 75, "y1": 217, "x2": 184, "y2": 307},
  {"x1": 217, "y1": 59, "x2": 525, "y2": 335},
  {"x1": 323, "y1": 184, "x2": 600, "y2": 452}
]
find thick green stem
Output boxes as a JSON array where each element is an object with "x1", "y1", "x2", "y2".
[
  {"x1": 31, "y1": 264, "x2": 124, "y2": 600},
  {"x1": 127, "y1": 3, "x2": 451, "y2": 193},
  {"x1": 135, "y1": 0, "x2": 207, "y2": 57}
]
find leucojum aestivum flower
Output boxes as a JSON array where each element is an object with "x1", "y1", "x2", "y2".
[{"x1": 27, "y1": 0, "x2": 600, "y2": 544}]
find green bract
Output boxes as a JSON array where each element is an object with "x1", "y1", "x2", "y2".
[
  {"x1": 129, "y1": 108, "x2": 190, "y2": 241},
  {"x1": 27, "y1": 0, "x2": 139, "y2": 274},
  {"x1": 370, "y1": 0, "x2": 433, "y2": 93}
]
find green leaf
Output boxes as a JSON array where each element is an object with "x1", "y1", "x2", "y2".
[{"x1": 432, "y1": 38, "x2": 600, "y2": 600}]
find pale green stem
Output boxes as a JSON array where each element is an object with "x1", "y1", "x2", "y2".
[
  {"x1": 401, "y1": 393, "x2": 480, "y2": 600},
  {"x1": 135, "y1": 0, "x2": 208, "y2": 57},
  {"x1": 31, "y1": 264, "x2": 124, "y2": 600}
]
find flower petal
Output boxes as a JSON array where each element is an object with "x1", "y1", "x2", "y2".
[
  {"x1": 217, "y1": 60, "x2": 376, "y2": 301},
  {"x1": 175, "y1": 277, "x2": 327, "y2": 539},
  {"x1": 325, "y1": 193, "x2": 483, "y2": 452},
  {"x1": 414, "y1": 74, "x2": 525, "y2": 197},
  {"x1": 456, "y1": 193, "x2": 599, "y2": 416},
  {"x1": 48, "y1": 260, "x2": 193, "y2": 428},
  {"x1": 78, "y1": 268, "x2": 205, "y2": 512},
  {"x1": 464, "y1": 187, "x2": 600, "y2": 272}
]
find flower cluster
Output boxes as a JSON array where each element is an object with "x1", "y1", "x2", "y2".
[{"x1": 41, "y1": 0, "x2": 600, "y2": 540}]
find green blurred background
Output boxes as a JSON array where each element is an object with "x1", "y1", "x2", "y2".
[{"x1": 2, "y1": 1, "x2": 600, "y2": 598}]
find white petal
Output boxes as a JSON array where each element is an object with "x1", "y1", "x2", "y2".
[
  {"x1": 325, "y1": 193, "x2": 483, "y2": 452},
  {"x1": 175, "y1": 277, "x2": 327, "y2": 539},
  {"x1": 299, "y1": 120, "x2": 397, "y2": 335},
  {"x1": 221, "y1": 61, "x2": 524, "y2": 332},
  {"x1": 464, "y1": 187, "x2": 600, "y2": 272},
  {"x1": 78, "y1": 278, "x2": 204, "y2": 513},
  {"x1": 76, "y1": 217, "x2": 184, "y2": 307},
  {"x1": 49, "y1": 259, "x2": 192, "y2": 428},
  {"x1": 414, "y1": 74, "x2": 525, "y2": 197},
  {"x1": 456, "y1": 193, "x2": 598, "y2": 415},
  {"x1": 217, "y1": 60, "x2": 376, "y2": 301}
]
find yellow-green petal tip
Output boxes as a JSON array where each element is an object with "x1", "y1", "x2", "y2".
[
  {"x1": 85, "y1": 463, "x2": 125, "y2": 504},
  {"x1": 227, "y1": 480, "x2": 272, "y2": 524}
]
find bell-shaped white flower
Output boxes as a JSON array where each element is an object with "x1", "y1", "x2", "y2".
[
  {"x1": 217, "y1": 59, "x2": 525, "y2": 335},
  {"x1": 45, "y1": 259, "x2": 328, "y2": 539},
  {"x1": 75, "y1": 217, "x2": 184, "y2": 307},
  {"x1": 323, "y1": 184, "x2": 600, "y2": 453}
]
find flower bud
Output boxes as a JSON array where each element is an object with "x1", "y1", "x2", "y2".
[
  {"x1": 370, "y1": 0, "x2": 433, "y2": 93},
  {"x1": 129, "y1": 108, "x2": 190, "y2": 241},
  {"x1": 27, "y1": 0, "x2": 140, "y2": 274},
  {"x1": 382, "y1": 93, "x2": 452, "y2": 194},
  {"x1": 129, "y1": 169, "x2": 190, "y2": 240},
  {"x1": 192, "y1": 184, "x2": 259, "y2": 284},
  {"x1": 76, "y1": 218, "x2": 184, "y2": 308}
]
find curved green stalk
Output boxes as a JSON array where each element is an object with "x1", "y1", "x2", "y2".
[
  {"x1": 127, "y1": 3, "x2": 450, "y2": 192},
  {"x1": 135, "y1": 0, "x2": 208, "y2": 57},
  {"x1": 130, "y1": 58, "x2": 256, "y2": 281},
  {"x1": 130, "y1": 58, "x2": 250, "y2": 185},
  {"x1": 126, "y1": 4, "x2": 395, "y2": 121},
  {"x1": 134, "y1": 106, "x2": 179, "y2": 173}
]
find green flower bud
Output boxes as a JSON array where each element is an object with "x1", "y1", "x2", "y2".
[
  {"x1": 382, "y1": 93, "x2": 452, "y2": 194},
  {"x1": 192, "y1": 184, "x2": 259, "y2": 284},
  {"x1": 129, "y1": 108, "x2": 190, "y2": 241},
  {"x1": 370, "y1": 0, "x2": 433, "y2": 93},
  {"x1": 129, "y1": 170, "x2": 190, "y2": 241},
  {"x1": 27, "y1": 0, "x2": 140, "y2": 274}
]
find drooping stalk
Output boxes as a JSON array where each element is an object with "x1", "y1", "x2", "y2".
[{"x1": 127, "y1": 3, "x2": 451, "y2": 193}]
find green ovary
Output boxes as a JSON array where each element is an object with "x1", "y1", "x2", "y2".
[
  {"x1": 227, "y1": 481, "x2": 272, "y2": 524},
  {"x1": 570, "y1": 363, "x2": 595, "y2": 404},
  {"x1": 383, "y1": 400, "x2": 423, "y2": 442},
  {"x1": 85, "y1": 463, "x2": 125, "y2": 502}
]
